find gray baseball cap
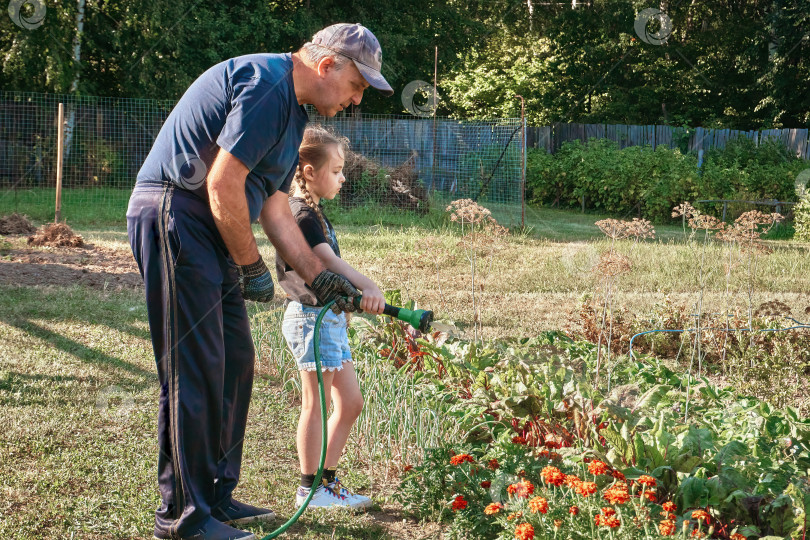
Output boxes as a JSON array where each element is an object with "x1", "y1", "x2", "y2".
[{"x1": 311, "y1": 23, "x2": 394, "y2": 97}]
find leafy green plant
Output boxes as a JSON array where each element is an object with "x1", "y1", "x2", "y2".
[
  {"x1": 357, "y1": 325, "x2": 810, "y2": 539},
  {"x1": 794, "y1": 196, "x2": 810, "y2": 242},
  {"x1": 527, "y1": 136, "x2": 807, "y2": 224}
]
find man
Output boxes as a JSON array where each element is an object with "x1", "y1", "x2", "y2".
[{"x1": 126, "y1": 23, "x2": 393, "y2": 540}]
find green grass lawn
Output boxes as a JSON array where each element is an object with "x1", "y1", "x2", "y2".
[{"x1": 0, "y1": 286, "x2": 436, "y2": 539}]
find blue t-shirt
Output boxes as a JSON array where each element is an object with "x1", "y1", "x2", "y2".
[{"x1": 137, "y1": 52, "x2": 309, "y2": 221}]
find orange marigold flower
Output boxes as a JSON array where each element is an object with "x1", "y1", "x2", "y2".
[
  {"x1": 662, "y1": 501, "x2": 677, "y2": 512},
  {"x1": 637, "y1": 475, "x2": 657, "y2": 487},
  {"x1": 488, "y1": 458, "x2": 500, "y2": 470},
  {"x1": 659, "y1": 519, "x2": 676, "y2": 536},
  {"x1": 507, "y1": 511, "x2": 523, "y2": 521},
  {"x1": 730, "y1": 534, "x2": 746, "y2": 540},
  {"x1": 507, "y1": 479, "x2": 535, "y2": 498},
  {"x1": 588, "y1": 460, "x2": 609, "y2": 476},
  {"x1": 643, "y1": 491, "x2": 657, "y2": 502},
  {"x1": 569, "y1": 505, "x2": 580, "y2": 516},
  {"x1": 484, "y1": 502, "x2": 503, "y2": 515},
  {"x1": 601, "y1": 507, "x2": 616, "y2": 517},
  {"x1": 612, "y1": 470, "x2": 626, "y2": 481},
  {"x1": 451, "y1": 495, "x2": 467, "y2": 511},
  {"x1": 539, "y1": 449, "x2": 550, "y2": 458},
  {"x1": 603, "y1": 485, "x2": 630, "y2": 505},
  {"x1": 595, "y1": 513, "x2": 621, "y2": 528},
  {"x1": 668, "y1": 513, "x2": 677, "y2": 520},
  {"x1": 691, "y1": 529, "x2": 706, "y2": 538},
  {"x1": 541, "y1": 465, "x2": 565, "y2": 486},
  {"x1": 554, "y1": 519, "x2": 563, "y2": 528},
  {"x1": 564, "y1": 474, "x2": 581, "y2": 488},
  {"x1": 604, "y1": 516, "x2": 621, "y2": 528},
  {"x1": 691, "y1": 509, "x2": 710, "y2": 523},
  {"x1": 575, "y1": 481, "x2": 598, "y2": 496},
  {"x1": 480, "y1": 480, "x2": 491, "y2": 489},
  {"x1": 514, "y1": 523, "x2": 534, "y2": 540},
  {"x1": 528, "y1": 496, "x2": 548, "y2": 514},
  {"x1": 450, "y1": 453, "x2": 474, "y2": 466},
  {"x1": 512, "y1": 435, "x2": 527, "y2": 445}
]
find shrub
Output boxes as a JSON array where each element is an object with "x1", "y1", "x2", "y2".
[
  {"x1": 527, "y1": 135, "x2": 809, "y2": 223},
  {"x1": 527, "y1": 139, "x2": 698, "y2": 221},
  {"x1": 794, "y1": 197, "x2": 810, "y2": 241}
]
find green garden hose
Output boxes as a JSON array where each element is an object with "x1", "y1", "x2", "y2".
[
  {"x1": 260, "y1": 300, "x2": 332, "y2": 539},
  {"x1": 260, "y1": 297, "x2": 433, "y2": 538}
]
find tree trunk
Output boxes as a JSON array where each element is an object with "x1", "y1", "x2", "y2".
[{"x1": 62, "y1": 0, "x2": 85, "y2": 163}]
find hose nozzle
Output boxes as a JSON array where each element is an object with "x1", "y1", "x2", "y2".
[{"x1": 351, "y1": 296, "x2": 434, "y2": 333}]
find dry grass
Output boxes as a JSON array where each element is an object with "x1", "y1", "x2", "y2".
[
  {"x1": 56, "y1": 224, "x2": 810, "y2": 340},
  {"x1": 260, "y1": 227, "x2": 810, "y2": 340}
]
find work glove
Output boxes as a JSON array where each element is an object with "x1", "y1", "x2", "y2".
[
  {"x1": 311, "y1": 269, "x2": 360, "y2": 314},
  {"x1": 236, "y1": 257, "x2": 275, "y2": 302}
]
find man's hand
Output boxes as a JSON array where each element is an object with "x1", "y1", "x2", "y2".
[
  {"x1": 311, "y1": 270, "x2": 360, "y2": 313},
  {"x1": 237, "y1": 257, "x2": 275, "y2": 302}
]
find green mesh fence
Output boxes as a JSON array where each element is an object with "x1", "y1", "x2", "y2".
[{"x1": 0, "y1": 91, "x2": 525, "y2": 226}]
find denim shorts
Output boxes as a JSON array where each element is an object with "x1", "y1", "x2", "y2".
[{"x1": 281, "y1": 301, "x2": 353, "y2": 372}]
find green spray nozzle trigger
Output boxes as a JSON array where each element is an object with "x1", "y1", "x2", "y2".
[{"x1": 351, "y1": 296, "x2": 434, "y2": 333}]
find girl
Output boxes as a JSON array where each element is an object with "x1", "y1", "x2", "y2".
[{"x1": 277, "y1": 125, "x2": 385, "y2": 510}]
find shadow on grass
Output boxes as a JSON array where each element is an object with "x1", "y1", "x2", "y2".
[
  {"x1": 0, "y1": 370, "x2": 90, "y2": 407},
  {"x1": 3, "y1": 317, "x2": 155, "y2": 382}
]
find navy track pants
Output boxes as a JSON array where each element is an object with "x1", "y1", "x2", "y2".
[{"x1": 126, "y1": 181, "x2": 255, "y2": 537}]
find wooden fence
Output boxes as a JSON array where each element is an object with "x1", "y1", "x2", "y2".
[{"x1": 526, "y1": 123, "x2": 810, "y2": 159}]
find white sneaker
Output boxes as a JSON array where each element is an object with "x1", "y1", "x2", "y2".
[
  {"x1": 330, "y1": 478, "x2": 373, "y2": 510},
  {"x1": 294, "y1": 484, "x2": 355, "y2": 509}
]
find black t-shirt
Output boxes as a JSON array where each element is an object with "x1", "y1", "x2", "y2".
[{"x1": 276, "y1": 197, "x2": 340, "y2": 306}]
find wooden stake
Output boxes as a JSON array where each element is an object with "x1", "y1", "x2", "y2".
[{"x1": 55, "y1": 102, "x2": 65, "y2": 223}]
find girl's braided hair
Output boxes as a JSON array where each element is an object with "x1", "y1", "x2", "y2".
[{"x1": 293, "y1": 124, "x2": 349, "y2": 238}]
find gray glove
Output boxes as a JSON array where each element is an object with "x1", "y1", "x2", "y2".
[
  {"x1": 311, "y1": 270, "x2": 360, "y2": 313},
  {"x1": 236, "y1": 257, "x2": 274, "y2": 302}
]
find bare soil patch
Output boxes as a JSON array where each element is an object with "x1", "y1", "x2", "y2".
[
  {"x1": 28, "y1": 223, "x2": 85, "y2": 248},
  {"x1": 0, "y1": 244, "x2": 141, "y2": 291}
]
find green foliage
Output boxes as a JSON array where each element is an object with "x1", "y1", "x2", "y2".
[
  {"x1": 795, "y1": 197, "x2": 810, "y2": 242},
  {"x1": 527, "y1": 139, "x2": 699, "y2": 221},
  {"x1": 527, "y1": 137, "x2": 808, "y2": 223},
  {"x1": 2, "y1": 0, "x2": 808, "y2": 124},
  {"x1": 441, "y1": 0, "x2": 810, "y2": 129},
  {"x1": 699, "y1": 136, "x2": 808, "y2": 205}
]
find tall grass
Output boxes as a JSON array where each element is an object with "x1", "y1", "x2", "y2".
[
  {"x1": 351, "y1": 351, "x2": 462, "y2": 481},
  {"x1": 249, "y1": 305, "x2": 300, "y2": 396}
]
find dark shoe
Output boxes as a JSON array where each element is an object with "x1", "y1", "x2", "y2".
[
  {"x1": 212, "y1": 499, "x2": 276, "y2": 526},
  {"x1": 154, "y1": 516, "x2": 256, "y2": 540}
]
